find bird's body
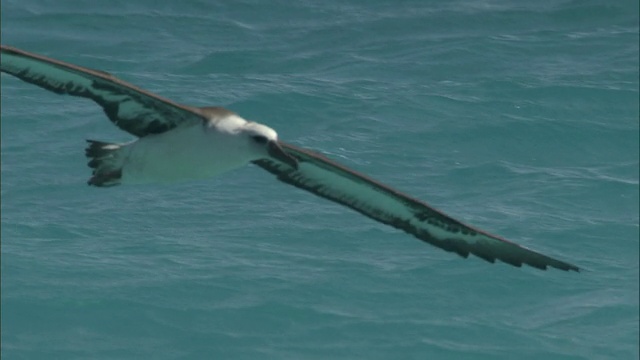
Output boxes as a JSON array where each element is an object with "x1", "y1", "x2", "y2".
[
  {"x1": 0, "y1": 45, "x2": 580, "y2": 272},
  {"x1": 92, "y1": 107, "x2": 278, "y2": 185}
]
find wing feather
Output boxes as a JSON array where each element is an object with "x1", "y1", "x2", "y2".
[
  {"x1": 254, "y1": 142, "x2": 579, "y2": 272},
  {"x1": 0, "y1": 45, "x2": 205, "y2": 137}
]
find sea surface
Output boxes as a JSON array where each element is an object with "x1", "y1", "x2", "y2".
[{"x1": 1, "y1": 0, "x2": 638, "y2": 359}]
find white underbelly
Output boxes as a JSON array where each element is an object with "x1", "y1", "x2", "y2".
[{"x1": 121, "y1": 125, "x2": 255, "y2": 184}]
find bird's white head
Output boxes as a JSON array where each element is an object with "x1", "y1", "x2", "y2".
[
  {"x1": 201, "y1": 107, "x2": 298, "y2": 169},
  {"x1": 242, "y1": 121, "x2": 279, "y2": 146},
  {"x1": 241, "y1": 122, "x2": 298, "y2": 169}
]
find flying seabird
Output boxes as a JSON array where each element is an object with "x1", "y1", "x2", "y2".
[{"x1": 0, "y1": 45, "x2": 579, "y2": 272}]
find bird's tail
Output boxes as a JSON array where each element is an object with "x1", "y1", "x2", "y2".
[{"x1": 85, "y1": 140, "x2": 126, "y2": 187}]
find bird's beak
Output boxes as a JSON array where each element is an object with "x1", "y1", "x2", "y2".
[{"x1": 267, "y1": 141, "x2": 298, "y2": 169}]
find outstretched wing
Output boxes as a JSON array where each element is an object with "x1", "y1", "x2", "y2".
[
  {"x1": 254, "y1": 143, "x2": 579, "y2": 272},
  {"x1": 0, "y1": 45, "x2": 205, "y2": 137}
]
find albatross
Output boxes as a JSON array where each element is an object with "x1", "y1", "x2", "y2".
[{"x1": 0, "y1": 45, "x2": 579, "y2": 272}]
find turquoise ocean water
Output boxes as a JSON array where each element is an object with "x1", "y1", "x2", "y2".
[{"x1": 1, "y1": 0, "x2": 638, "y2": 359}]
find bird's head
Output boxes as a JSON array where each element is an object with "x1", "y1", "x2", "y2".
[{"x1": 242, "y1": 122, "x2": 298, "y2": 169}]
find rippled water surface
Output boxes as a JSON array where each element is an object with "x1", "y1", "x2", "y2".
[{"x1": 2, "y1": 1, "x2": 638, "y2": 359}]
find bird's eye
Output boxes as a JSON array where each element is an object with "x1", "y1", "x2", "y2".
[{"x1": 251, "y1": 135, "x2": 269, "y2": 144}]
